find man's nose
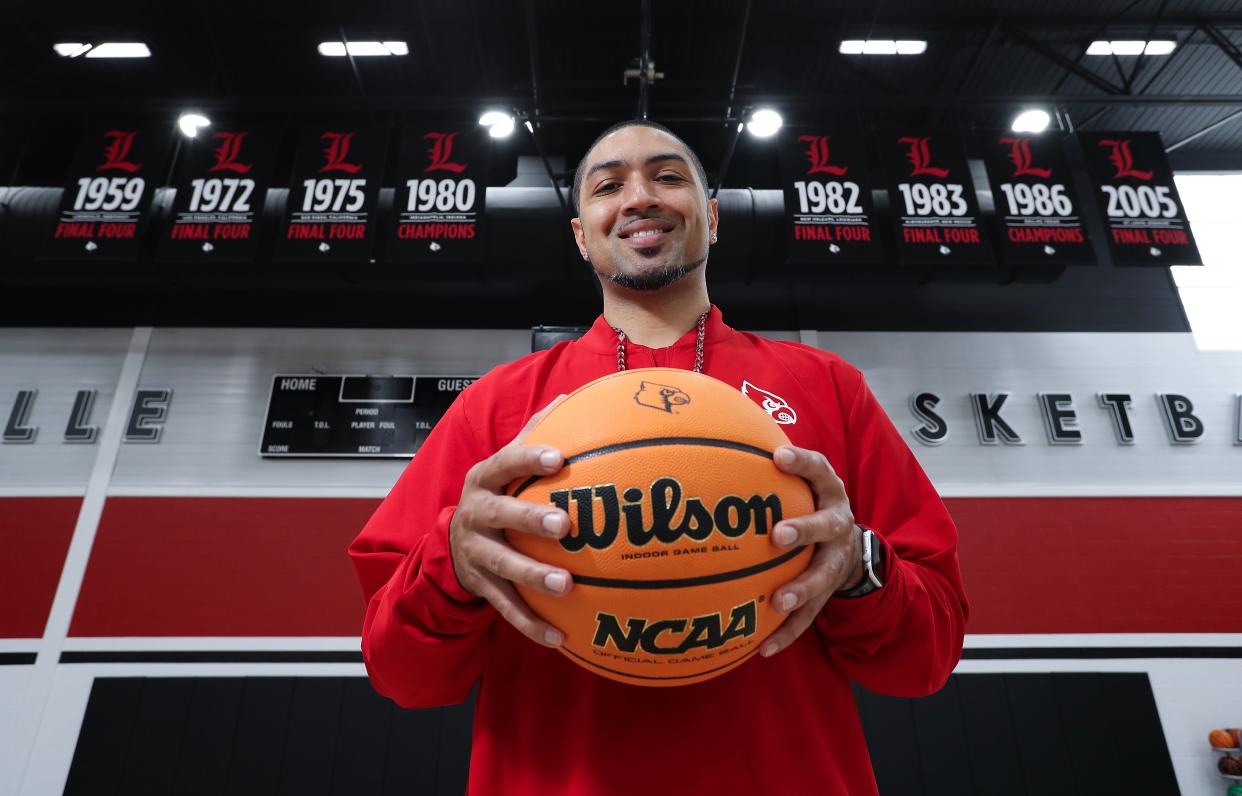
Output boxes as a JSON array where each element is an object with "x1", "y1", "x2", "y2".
[{"x1": 620, "y1": 175, "x2": 660, "y2": 214}]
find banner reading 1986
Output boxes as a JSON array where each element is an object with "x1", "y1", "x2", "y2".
[
  {"x1": 275, "y1": 125, "x2": 389, "y2": 262},
  {"x1": 1077, "y1": 131, "x2": 1201, "y2": 266},
  {"x1": 160, "y1": 125, "x2": 278, "y2": 261},
  {"x1": 47, "y1": 124, "x2": 169, "y2": 260},
  {"x1": 779, "y1": 121, "x2": 880, "y2": 264},
  {"x1": 879, "y1": 126, "x2": 991, "y2": 266},
  {"x1": 979, "y1": 132, "x2": 1093, "y2": 266},
  {"x1": 388, "y1": 126, "x2": 489, "y2": 262}
]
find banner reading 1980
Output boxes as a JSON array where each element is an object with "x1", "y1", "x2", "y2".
[
  {"x1": 778, "y1": 121, "x2": 880, "y2": 264},
  {"x1": 388, "y1": 126, "x2": 489, "y2": 262},
  {"x1": 47, "y1": 124, "x2": 169, "y2": 260},
  {"x1": 160, "y1": 125, "x2": 278, "y2": 261},
  {"x1": 979, "y1": 132, "x2": 1093, "y2": 266},
  {"x1": 879, "y1": 126, "x2": 991, "y2": 266},
  {"x1": 1078, "y1": 131, "x2": 1201, "y2": 266},
  {"x1": 275, "y1": 125, "x2": 389, "y2": 262}
]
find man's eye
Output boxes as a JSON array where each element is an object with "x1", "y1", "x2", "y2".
[
  {"x1": 594, "y1": 182, "x2": 620, "y2": 194},
  {"x1": 658, "y1": 174, "x2": 686, "y2": 182}
]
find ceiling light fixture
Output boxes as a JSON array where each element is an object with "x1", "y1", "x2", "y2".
[
  {"x1": 746, "y1": 109, "x2": 783, "y2": 138},
  {"x1": 479, "y1": 111, "x2": 515, "y2": 138},
  {"x1": 839, "y1": 39, "x2": 927, "y2": 55},
  {"x1": 68, "y1": 42, "x2": 151, "y2": 58},
  {"x1": 318, "y1": 41, "x2": 408, "y2": 57},
  {"x1": 177, "y1": 113, "x2": 211, "y2": 138},
  {"x1": 1086, "y1": 40, "x2": 1176, "y2": 56},
  {"x1": 1011, "y1": 109, "x2": 1051, "y2": 133},
  {"x1": 52, "y1": 42, "x2": 93, "y2": 58}
]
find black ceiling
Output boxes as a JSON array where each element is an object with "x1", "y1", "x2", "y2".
[{"x1": 3, "y1": 0, "x2": 1242, "y2": 183}]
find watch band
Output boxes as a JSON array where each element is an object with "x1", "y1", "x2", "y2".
[{"x1": 833, "y1": 526, "x2": 885, "y2": 599}]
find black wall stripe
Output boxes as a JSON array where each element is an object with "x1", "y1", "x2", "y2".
[{"x1": 0, "y1": 652, "x2": 36, "y2": 665}]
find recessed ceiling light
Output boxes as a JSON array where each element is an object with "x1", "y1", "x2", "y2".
[
  {"x1": 839, "y1": 39, "x2": 926, "y2": 56},
  {"x1": 479, "y1": 111, "x2": 515, "y2": 138},
  {"x1": 79, "y1": 42, "x2": 151, "y2": 58},
  {"x1": 317, "y1": 41, "x2": 409, "y2": 57},
  {"x1": 1086, "y1": 39, "x2": 1176, "y2": 56},
  {"x1": 178, "y1": 113, "x2": 211, "y2": 138},
  {"x1": 1011, "y1": 109, "x2": 1051, "y2": 133},
  {"x1": 746, "y1": 109, "x2": 782, "y2": 138},
  {"x1": 52, "y1": 42, "x2": 92, "y2": 58}
]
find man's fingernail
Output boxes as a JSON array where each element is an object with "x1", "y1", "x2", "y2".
[
  {"x1": 544, "y1": 629, "x2": 563, "y2": 646},
  {"x1": 544, "y1": 571, "x2": 567, "y2": 593},
  {"x1": 775, "y1": 525, "x2": 797, "y2": 546},
  {"x1": 780, "y1": 592, "x2": 797, "y2": 611},
  {"x1": 539, "y1": 450, "x2": 560, "y2": 468},
  {"x1": 542, "y1": 513, "x2": 564, "y2": 535},
  {"x1": 761, "y1": 642, "x2": 778, "y2": 658},
  {"x1": 775, "y1": 448, "x2": 795, "y2": 466}
]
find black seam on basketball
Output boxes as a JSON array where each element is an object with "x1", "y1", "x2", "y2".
[
  {"x1": 569, "y1": 545, "x2": 807, "y2": 590},
  {"x1": 560, "y1": 644, "x2": 760, "y2": 681},
  {"x1": 510, "y1": 437, "x2": 774, "y2": 498}
]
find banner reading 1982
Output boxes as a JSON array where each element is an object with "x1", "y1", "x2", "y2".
[
  {"x1": 388, "y1": 126, "x2": 489, "y2": 262},
  {"x1": 979, "y1": 132, "x2": 1093, "y2": 266},
  {"x1": 1077, "y1": 131, "x2": 1201, "y2": 266},
  {"x1": 275, "y1": 125, "x2": 389, "y2": 262},
  {"x1": 879, "y1": 126, "x2": 991, "y2": 266},
  {"x1": 778, "y1": 121, "x2": 880, "y2": 264},
  {"x1": 160, "y1": 125, "x2": 278, "y2": 261},
  {"x1": 47, "y1": 124, "x2": 169, "y2": 260}
]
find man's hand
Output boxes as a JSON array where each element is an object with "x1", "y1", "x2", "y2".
[
  {"x1": 760, "y1": 444, "x2": 864, "y2": 658},
  {"x1": 449, "y1": 395, "x2": 573, "y2": 649}
]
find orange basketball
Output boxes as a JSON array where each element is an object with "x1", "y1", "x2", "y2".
[{"x1": 505, "y1": 368, "x2": 814, "y2": 687}]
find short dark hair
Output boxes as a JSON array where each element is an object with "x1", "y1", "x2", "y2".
[{"x1": 571, "y1": 119, "x2": 710, "y2": 214}]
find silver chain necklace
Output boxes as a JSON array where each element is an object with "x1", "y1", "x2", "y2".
[{"x1": 611, "y1": 311, "x2": 708, "y2": 373}]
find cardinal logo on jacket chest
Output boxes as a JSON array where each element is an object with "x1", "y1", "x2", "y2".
[{"x1": 741, "y1": 380, "x2": 797, "y2": 425}]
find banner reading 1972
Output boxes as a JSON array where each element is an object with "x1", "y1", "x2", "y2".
[
  {"x1": 275, "y1": 125, "x2": 389, "y2": 262},
  {"x1": 160, "y1": 125, "x2": 278, "y2": 261},
  {"x1": 879, "y1": 126, "x2": 991, "y2": 266},
  {"x1": 979, "y1": 132, "x2": 1093, "y2": 266},
  {"x1": 1077, "y1": 131, "x2": 1201, "y2": 266},
  {"x1": 388, "y1": 126, "x2": 489, "y2": 262},
  {"x1": 778, "y1": 121, "x2": 880, "y2": 264},
  {"x1": 47, "y1": 124, "x2": 169, "y2": 260}
]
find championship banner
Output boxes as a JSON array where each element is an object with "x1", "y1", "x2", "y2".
[
  {"x1": 159, "y1": 124, "x2": 278, "y2": 261},
  {"x1": 778, "y1": 121, "x2": 880, "y2": 264},
  {"x1": 1077, "y1": 131, "x2": 1201, "y2": 266},
  {"x1": 275, "y1": 124, "x2": 389, "y2": 262},
  {"x1": 979, "y1": 132, "x2": 1093, "y2": 266},
  {"x1": 878, "y1": 126, "x2": 992, "y2": 266},
  {"x1": 47, "y1": 124, "x2": 170, "y2": 259},
  {"x1": 387, "y1": 125, "x2": 489, "y2": 262}
]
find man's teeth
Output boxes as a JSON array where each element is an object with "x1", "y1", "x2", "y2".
[{"x1": 629, "y1": 229, "x2": 663, "y2": 240}]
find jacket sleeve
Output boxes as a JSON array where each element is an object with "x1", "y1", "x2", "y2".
[
  {"x1": 815, "y1": 371, "x2": 969, "y2": 697},
  {"x1": 348, "y1": 390, "x2": 498, "y2": 708}
]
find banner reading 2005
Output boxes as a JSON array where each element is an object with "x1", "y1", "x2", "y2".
[
  {"x1": 388, "y1": 126, "x2": 489, "y2": 262},
  {"x1": 276, "y1": 125, "x2": 389, "y2": 262}
]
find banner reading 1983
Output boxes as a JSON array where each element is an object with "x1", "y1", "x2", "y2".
[
  {"x1": 979, "y1": 132, "x2": 1093, "y2": 266},
  {"x1": 388, "y1": 126, "x2": 489, "y2": 262},
  {"x1": 779, "y1": 121, "x2": 880, "y2": 264},
  {"x1": 160, "y1": 125, "x2": 278, "y2": 261},
  {"x1": 879, "y1": 126, "x2": 991, "y2": 266},
  {"x1": 1077, "y1": 131, "x2": 1201, "y2": 266},
  {"x1": 275, "y1": 124, "x2": 389, "y2": 262},
  {"x1": 47, "y1": 124, "x2": 169, "y2": 260}
]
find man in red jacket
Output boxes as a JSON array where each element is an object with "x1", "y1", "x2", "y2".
[{"x1": 350, "y1": 120, "x2": 968, "y2": 795}]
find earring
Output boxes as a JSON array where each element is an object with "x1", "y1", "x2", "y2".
[{"x1": 710, "y1": 234, "x2": 718, "y2": 243}]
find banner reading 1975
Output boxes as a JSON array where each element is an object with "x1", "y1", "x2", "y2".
[
  {"x1": 979, "y1": 132, "x2": 1093, "y2": 266},
  {"x1": 1077, "y1": 131, "x2": 1201, "y2": 266},
  {"x1": 47, "y1": 124, "x2": 170, "y2": 260},
  {"x1": 879, "y1": 126, "x2": 991, "y2": 266},
  {"x1": 275, "y1": 125, "x2": 389, "y2": 262},
  {"x1": 388, "y1": 126, "x2": 490, "y2": 262},
  {"x1": 160, "y1": 125, "x2": 278, "y2": 261},
  {"x1": 778, "y1": 121, "x2": 880, "y2": 264}
]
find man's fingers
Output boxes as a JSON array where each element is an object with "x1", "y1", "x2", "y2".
[
  {"x1": 773, "y1": 445, "x2": 847, "y2": 505},
  {"x1": 468, "y1": 493, "x2": 569, "y2": 539},
  {"x1": 468, "y1": 533, "x2": 573, "y2": 596},
  {"x1": 471, "y1": 572, "x2": 566, "y2": 648},
  {"x1": 770, "y1": 509, "x2": 855, "y2": 549},
  {"x1": 513, "y1": 393, "x2": 569, "y2": 445},
  {"x1": 473, "y1": 442, "x2": 564, "y2": 493},
  {"x1": 770, "y1": 544, "x2": 847, "y2": 614},
  {"x1": 759, "y1": 597, "x2": 824, "y2": 658}
]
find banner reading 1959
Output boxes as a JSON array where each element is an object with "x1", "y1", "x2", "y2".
[
  {"x1": 779, "y1": 121, "x2": 880, "y2": 264},
  {"x1": 979, "y1": 132, "x2": 1093, "y2": 266},
  {"x1": 47, "y1": 124, "x2": 170, "y2": 260},
  {"x1": 160, "y1": 125, "x2": 278, "y2": 261},
  {"x1": 1077, "y1": 131, "x2": 1201, "y2": 266},
  {"x1": 388, "y1": 126, "x2": 490, "y2": 262},
  {"x1": 275, "y1": 125, "x2": 389, "y2": 262},
  {"x1": 879, "y1": 126, "x2": 991, "y2": 266}
]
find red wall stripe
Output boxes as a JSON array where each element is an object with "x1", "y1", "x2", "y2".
[
  {"x1": 0, "y1": 497, "x2": 80, "y2": 638},
  {"x1": 65, "y1": 496, "x2": 1242, "y2": 637}
]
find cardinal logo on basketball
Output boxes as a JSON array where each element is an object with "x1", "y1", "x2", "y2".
[
  {"x1": 208, "y1": 131, "x2": 253, "y2": 174},
  {"x1": 98, "y1": 130, "x2": 143, "y2": 173},
  {"x1": 1000, "y1": 136, "x2": 1052, "y2": 179},
  {"x1": 798, "y1": 135, "x2": 849, "y2": 176},
  {"x1": 741, "y1": 381, "x2": 797, "y2": 425},
  {"x1": 1099, "y1": 138, "x2": 1153, "y2": 181},
  {"x1": 424, "y1": 131, "x2": 468, "y2": 174},
  {"x1": 635, "y1": 381, "x2": 691, "y2": 413},
  {"x1": 898, "y1": 136, "x2": 949, "y2": 178},
  {"x1": 319, "y1": 131, "x2": 363, "y2": 174}
]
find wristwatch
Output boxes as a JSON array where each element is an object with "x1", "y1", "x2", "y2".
[{"x1": 833, "y1": 526, "x2": 886, "y2": 599}]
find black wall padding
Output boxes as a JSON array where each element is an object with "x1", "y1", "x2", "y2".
[{"x1": 64, "y1": 673, "x2": 1178, "y2": 796}]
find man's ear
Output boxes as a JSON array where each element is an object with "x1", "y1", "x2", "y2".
[
  {"x1": 707, "y1": 197, "x2": 719, "y2": 238},
  {"x1": 570, "y1": 216, "x2": 588, "y2": 259}
]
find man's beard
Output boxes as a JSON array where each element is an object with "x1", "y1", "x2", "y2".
[{"x1": 596, "y1": 254, "x2": 707, "y2": 291}]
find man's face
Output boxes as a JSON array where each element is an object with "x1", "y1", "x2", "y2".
[{"x1": 571, "y1": 125, "x2": 718, "y2": 291}]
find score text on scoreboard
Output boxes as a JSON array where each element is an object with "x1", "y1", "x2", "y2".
[{"x1": 260, "y1": 374, "x2": 477, "y2": 457}]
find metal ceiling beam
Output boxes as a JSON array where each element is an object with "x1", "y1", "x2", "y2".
[
  {"x1": 1166, "y1": 106, "x2": 1242, "y2": 151},
  {"x1": 636, "y1": 0, "x2": 652, "y2": 120},
  {"x1": 1202, "y1": 23, "x2": 1242, "y2": 72},
  {"x1": 1002, "y1": 25, "x2": 1125, "y2": 95},
  {"x1": 722, "y1": 0, "x2": 752, "y2": 127}
]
